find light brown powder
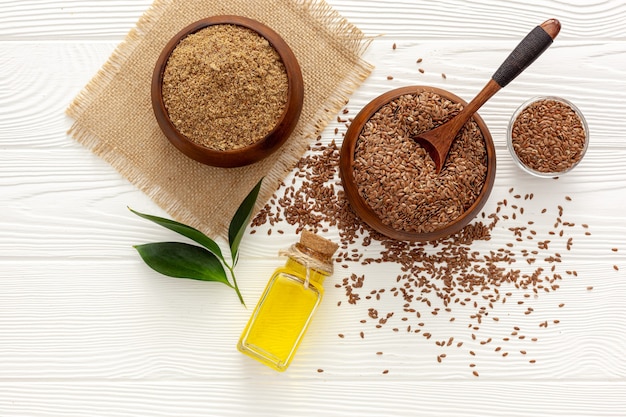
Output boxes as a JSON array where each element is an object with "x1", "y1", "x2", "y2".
[{"x1": 162, "y1": 24, "x2": 288, "y2": 151}]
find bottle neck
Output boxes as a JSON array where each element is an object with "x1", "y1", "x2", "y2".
[{"x1": 285, "y1": 258, "x2": 330, "y2": 286}]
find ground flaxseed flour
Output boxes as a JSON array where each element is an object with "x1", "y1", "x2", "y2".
[{"x1": 66, "y1": 0, "x2": 373, "y2": 237}]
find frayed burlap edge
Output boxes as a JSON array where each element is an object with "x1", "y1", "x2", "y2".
[{"x1": 66, "y1": 0, "x2": 373, "y2": 238}]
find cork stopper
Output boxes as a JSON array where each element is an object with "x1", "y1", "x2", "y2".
[{"x1": 298, "y1": 230, "x2": 339, "y2": 262}]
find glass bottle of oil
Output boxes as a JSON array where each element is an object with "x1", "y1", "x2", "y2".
[{"x1": 237, "y1": 230, "x2": 339, "y2": 372}]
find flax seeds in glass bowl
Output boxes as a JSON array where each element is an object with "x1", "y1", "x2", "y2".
[
  {"x1": 507, "y1": 96, "x2": 588, "y2": 178},
  {"x1": 151, "y1": 16, "x2": 304, "y2": 168},
  {"x1": 339, "y1": 86, "x2": 496, "y2": 242}
]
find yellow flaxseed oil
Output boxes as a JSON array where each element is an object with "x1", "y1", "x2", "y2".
[{"x1": 237, "y1": 231, "x2": 338, "y2": 372}]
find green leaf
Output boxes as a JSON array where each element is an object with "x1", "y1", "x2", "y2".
[
  {"x1": 134, "y1": 242, "x2": 231, "y2": 286},
  {"x1": 228, "y1": 177, "x2": 263, "y2": 264},
  {"x1": 129, "y1": 207, "x2": 224, "y2": 262}
]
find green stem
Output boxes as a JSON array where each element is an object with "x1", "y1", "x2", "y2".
[{"x1": 226, "y1": 263, "x2": 245, "y2": 307}]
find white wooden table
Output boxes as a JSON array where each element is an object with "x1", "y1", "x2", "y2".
[{"x1": 2, "y1": 1, "x2": 625, "y2": 415}]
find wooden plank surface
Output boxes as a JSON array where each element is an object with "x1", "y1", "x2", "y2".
[{"x1": 1, "y1": 1, "x2": 625, "y2": 416}]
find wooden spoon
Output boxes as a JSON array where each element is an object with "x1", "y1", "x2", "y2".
[{"x1": 414, "y1": 19, "x2": 561, "y2": 173}]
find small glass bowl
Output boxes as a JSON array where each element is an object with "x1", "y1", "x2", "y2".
[{"x1": 507, "y1": 96, "x2": 589, "y2": 178}]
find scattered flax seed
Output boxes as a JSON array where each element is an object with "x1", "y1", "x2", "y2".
[
  {"x1": 387, "y1": 75, "x2": 394, "y2": 80},
  {"x1": 441, "y1": 73, "x2": 447, "y2": 79},
  {"x1": 614, "y1": 265, "x2": 619, "y2": 271},
  {"x1": 611, "y1": 247, "x2": 618, "y2": 252},
  {"x1": 317, "y1": 368, "x2": 324, "y2": 373},
  {"x1": 251, "y1": 136, "x2": 597, "y2": 374},
  {"x1": 392, "y1": 43, "x2": 397, "y2": 50},
  {"x1": 587, "y1": 286, "x2": 593, "y2": 291},
  {"x1": 418, "y1": 68, "x2": 425, "y2": 74},
  {"x1": 338, "y1": 333, "x2": 344, "y2": 338},
  {"x1": 162, "y1": 24, "x2": 288, "y2": 151},
  {"x1": 472, "y1": 370, "x2": 479, "y2": 377},
  {"x1": 416, "y1": 58, "x2": 423, "y2": 63}
]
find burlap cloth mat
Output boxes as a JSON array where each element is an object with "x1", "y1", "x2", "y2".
[{"x1": 67, "y1": 0, "x2": 373, "y2": 237}]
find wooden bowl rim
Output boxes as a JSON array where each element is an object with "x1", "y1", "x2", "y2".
[
  {"x1": 339, "y1": 85, "x2": 497, "y2": 242},
  {"x1": 151, "y1": 15, "x2": 304, "y2": 168}
]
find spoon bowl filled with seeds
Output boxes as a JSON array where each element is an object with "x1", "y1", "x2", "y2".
[
  {"x1": 151, "y1": 16, "x2": 304, "y2": 168},
  {"x1": 507, "y1": 96, "x2": 588, "y2": 177},
  {"x1": 339, "y1": 86, "x2": 496, "y2": 242}
]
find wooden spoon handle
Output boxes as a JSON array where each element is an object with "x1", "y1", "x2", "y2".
[{"x1": 492, "y1": 19, "x2": 561, "y2": 88}]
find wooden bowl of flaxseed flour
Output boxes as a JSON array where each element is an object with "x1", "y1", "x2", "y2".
[
  {"x1": 151, "y1": 16, "x2": 304, "y2": 168},
  {"x1": 339, "y1": 86, "x2": 496, "y2": 242}
]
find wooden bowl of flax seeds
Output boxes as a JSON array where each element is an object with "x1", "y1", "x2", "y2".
[
  {"x1": 507, "y1": 96, "x2": 588, "y2": 178},
  {"x1": 339, "y1": 86, "x2": 496, "y2": 242},
  {"x1": 151, "y1": 16, "x2": 304, "y2": 167}
]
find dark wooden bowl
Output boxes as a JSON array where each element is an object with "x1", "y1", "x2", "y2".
[
  {"x1": 339, "y1": 86, "x2": 497, "y2": 242},
  {"x1": 151, "y1": 16, "x2": 304, "y2": 168}
]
